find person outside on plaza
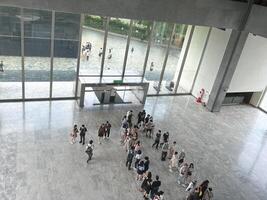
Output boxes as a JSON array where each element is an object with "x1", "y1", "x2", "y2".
[
  {"x1": 79, "y1": 124, "x2": 87, "y2": 145},
  {"x1": 104, "y1": 121, "x2": 112, "y2": 138},
  {"x1": 150, "y1": 175, "x2": 161, "y2": 199},
  {"x1": 98, "y1": 48, "x2": 103, "y2": 57},
  {"x1": 161, "y1": 141, "x2": 169, "y2": 161},
  {"x1": 152, "y1": 130, "x2": 161, "y2": 149},
  {"x1": 70, "y1": 124, "x2": 79, "y2": 144},
  {"x1": 126, "y1": 146, "x2": 135, "y2": 170},
  {"x1": 178, "y1": 163, "x2": 189, "y2": 186},
  {"x1": 85, "y1": 140, "x2": 94, "y2": 163},
  {"x1": 169, "y1": 151, "x2": 178, "y2": 172},
  {"x1": 98, "y1": 124, "x2": 105, "y2": 144},
  {"x1": 167, "y1": 141, "x2": 177, "y2": 159}
]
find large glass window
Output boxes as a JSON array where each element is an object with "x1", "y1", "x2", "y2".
[
  {"x1": 24, "y1": 9, "x2": 51, "y2": 98},
  {"x1": 79, "y1": 15, "x2": 106, "y2": 75},
  {"x1": 125, "y1": 20, "x2": 152, "y2": 76},
  {"x1": 103, "y1": 17, "x2": 130, "y2": 76},
  {"x1": 52, "y1": 12, "x2": 80, "y2": 98},
  {"x1": 0, "y1": 6, "x2": 22, "y2": 100},
  {"x1": 159, "y1": 24, "x2": 187, "y2": 94},
  {"x1": 144, "y1": 22, "x2": 173, "y2": 94}
]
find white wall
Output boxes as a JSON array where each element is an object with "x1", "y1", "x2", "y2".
[
  {"x1": 229, "y1": 34, "x2": 267, "y2": 93},
  {"x1": 192, "y1": 28, "x2": 231, "y2": 99},
  {"x1": 178, "y1": 26, "x2": 210, "y2": 92}
]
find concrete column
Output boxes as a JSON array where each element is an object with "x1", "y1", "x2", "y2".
[{"x1": 207, "y1": 30, "x2": 249, "y2": 112}]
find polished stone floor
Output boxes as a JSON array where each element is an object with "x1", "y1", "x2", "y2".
[{"x1": 1, "y1": 96, "x2": 267, "y2": 200}]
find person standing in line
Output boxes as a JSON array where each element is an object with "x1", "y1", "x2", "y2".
[
  {"x1": 185, "y1": 180, "x2": 197, "y2": 193},
  {"x1": 137, "y1": 111, "x2": 142, "y2": 126},
  {"x1": 153, "y1": 191, "x2": 164, "y2": 200},
  {"x1": 203, "y1": 187, "x2": 213, "y2": 200},
  {"x1": 140, "y1": 110, "x2": 146, "y2": 128},
  {"x1": 121, "y1": 115, "x2": 128, "y2": 130},
  {"x1": 152, "y1": 130, "x2": 161, "y2": 149},
  {"x1": 161, "y1": 141, "x2": 169, "y2": 161},
  {"x1": 134, "y1": 149, "x2": 142, "y2": 169},
  {"x1": 98, "y1": 124, "x2": 105, "y2": 144},
  {"x1": 104, "y1": 121, "x2": 112, "y2": 138},
  {"x1": 167, "y1": 141, "x2": 177, "y2": 159},
  {"x1": 136, "y1": 160, "x2": 145, "y2": 181},
  {"x1": 178, "y1": 149, "x2": 186, "y2": 167},
  {"x1": 150, "y1": 175, "x2": 161, "y2": 199},
  {"x1": 198, "y1": 180, "x2": 209, "y2": 200},
  {"x1": 169, "y1": 151, "x2": 178, "y2": 172},
  {"x1": 79, "y1": 125, "x2": 87, "y2": 145},
  {"x1": 143, "y1": 156, "x2": 150, "y2": 173},
  {"x1": 134, "y1": 140, "x2": 142, "y2": 154},
  {"x1": 126, "y1": 146, "x2": 135, "y2": 170},
  {"x1": 127, "y1": 110, "x2": 133, "y2": 128},
  {"x1": 178, "y1": 163, "x2": 189, "y2": 186},
  {"x1": 70, "y1": 124, "x2": 79, "y2": 144},
  {"x1": 141, "y1": 171, "x2": 152, "y2": 200},
  {"x1": 132, "y1": 125, "x2": 139, "y2": 141},
  {"x1": 185, "y1": 163, "x2": 194, "y2": 184},
  {"x1": 85, "y1": 140, "x2": 94, "y2": 163}
]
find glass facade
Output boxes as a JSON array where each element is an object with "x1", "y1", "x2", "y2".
[
  {"x1": 0, "y1": 5, "x2": 194, "y2": 102},
  {"x1": 53, "y1": 12, "x2": 80, "y2": 97},
  {"x1": 0, "y1": 7, "x2": 22, "y2": 100}
]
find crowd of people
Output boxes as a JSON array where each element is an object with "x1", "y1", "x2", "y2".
[
  {"x1": 120, "y1": 109, "x2": 214, "y2": 200},
  {"x1": 68, "y1": 109, "x2": 214, "y2": 200}
]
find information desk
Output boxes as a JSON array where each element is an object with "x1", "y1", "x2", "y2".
[{"x1": 77, "y1": 77, "x2": 149, "y2": 107}]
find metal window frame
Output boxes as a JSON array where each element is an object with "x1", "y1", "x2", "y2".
[
  {"x1": 141, "y1": 21, "x2": 155, "y2": 82},
  {"x1": 157, "y1": 24, "x2": 176, "y2": 94},
  {"x1": 100, "y1": 17, "x2": 109, "y2": 83},
  {"x1": 75, "y1": 14, "x2": 84, "y2": 98},
  {"x1": 174, "y1": 25, "x2": 195, "y2": 93},
  {"x1": 49, "y1": 10, "x2": 55, "y2": 98},
  {"x1": 121, "y1": 20, "x2": 133, "y2": 81},
  {"x1": 20, "y1": 8, "x2": 25, "y2": 100}
]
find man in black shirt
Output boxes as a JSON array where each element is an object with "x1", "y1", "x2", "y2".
[
  {"x1": 152, "y1": 130, "x2": 161, "y2": 149},
  {"x1": 150, "y1": 175, "x2": 161, "y2": 199},
  {"x1": 79, "y1": 124, "x2": 87, "y2": 145}
]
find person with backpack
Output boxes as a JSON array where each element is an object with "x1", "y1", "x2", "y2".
[
  {"x1": 152, "y1": 130, "x2": 161, "y2": 149},
  {"x1": 161, "y1": 141, "x2": 169, "y2": 161},
  {"x1": 79, "y1": 125, "x2": 87, "y2": 145},
  {"x1": 150, "y1": 175, "x2": 161, "y2": 199},
  {"x1": 126, "y1": 146, "x2": 135, "y2": 170},
  {"x1": 136, "y1": 160, "x2": 145, "y2": 181},
  {"x1": 85, "y1": 140, "x2": 94, "y2": 163}
]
